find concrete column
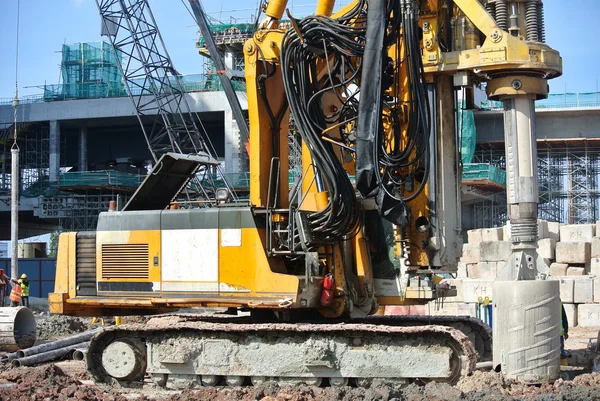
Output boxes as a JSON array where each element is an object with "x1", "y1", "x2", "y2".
[
  {"x1": 1, "y1": 147, "x2": 6, "y2": 189},
  {"x1": 224, "y1": 110, "x2": 243, "y2": 174},
  {"x1": 49, "y1": 120, "x2": 61, "y2": 182},
  {"x1": 224, "y1": 52, "x2": 234, "y2": 70},
  {"x1": 78, "y1": 126, "x2": 88, "y2": 172}
]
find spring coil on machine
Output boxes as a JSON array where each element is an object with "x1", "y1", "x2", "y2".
[
  {"x1": 525, "y1": 0, "x2": 539, "y2": 42},
  {"x1": 494, "y1": 0, "x2": 508, "y2": 31},
  {"x1": 485, "y1": 1, "x2": 496, "y2": 21},
  {"x1": 537, "y1": 2, "x2": 546, "y2": 43}
]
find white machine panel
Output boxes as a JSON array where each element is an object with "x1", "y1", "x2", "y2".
[{"x1": 162, "y1": 229, "x2": 219, "y2": 284}]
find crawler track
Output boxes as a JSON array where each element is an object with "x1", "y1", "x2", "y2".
[
  {"x1": 86, "y1": 315, "x2": 485, "y2": 389},
  {"x1": 143, "y1": 312, "x2": 493, "y2": 361},
  {"x1": 361, "y1": 315, "x2": 493, "y2": 361}
]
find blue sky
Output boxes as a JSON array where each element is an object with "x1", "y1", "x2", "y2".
[{"x1": 0, "y1": 0, "x2": 598, "y2": 99}]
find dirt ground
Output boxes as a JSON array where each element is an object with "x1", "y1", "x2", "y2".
[
  {"x1": 0, "y1": 314, "x2": 599, "y2": 401},
  {"x1": 2, "y1": 363, "x2": 600, "y2": 401}
]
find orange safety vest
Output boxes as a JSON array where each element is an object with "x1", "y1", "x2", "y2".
[{"x1": 9, "y1": 285, "x2": 21, "y2": 303}]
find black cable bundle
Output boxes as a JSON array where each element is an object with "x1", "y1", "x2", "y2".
[
  {"x1": 280, "y1": 0, "x2": 431, "y2": 243},
  {"x1": 392, "y1": 0, "x2": 431, "y2": 203},
  {"x1": 356, "y1": 0, "x2": 431, "y2": 226},
  {"x1": 281, "y1": 1, "x2": 367, "y2": 245}
]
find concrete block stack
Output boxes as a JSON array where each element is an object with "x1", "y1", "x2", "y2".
[
  {"x1": 440, "y1": 220, "x2": 600, "y2": 328},
  {"x1": 555, "y1": 224, "x2": 594, "y2": 275},
  {"x1": 460, "y1": 220, "x2": 550, "y2": 280},
  {"x1": 459, "y1": 227, "x2": 511, "y2": 280},
  {"x1": 427, "y1": 278, "x2": 493, "y2": 319}
]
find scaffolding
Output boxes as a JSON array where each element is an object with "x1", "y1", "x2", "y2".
[
  {"x1": 37, "y1": 193, "x2": 130, "y2": 231},
  {"x1": 472, "y1": 194, "x2": 508, "y2": 229},
  {"x1": 196, "y1": 22, "x2": 250, "y2": 92},
  {"x1": 196, "y1": 23, "x2": 254, "y2": 52},
  {"x1": 471, "y1": 140, "x2": 600, "y2": 228},
  {"x1": 44, "y1": 42, "x2": 125, "y2": 101},
  {"x1": 459, "y1": 99, "x2": 506, "y2": 197},
  {"x1": 0, "y1": 122, "x2": 57, "y2": 196}
]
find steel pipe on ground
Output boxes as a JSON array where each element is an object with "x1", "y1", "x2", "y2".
[
  {"x1": 12, "y1": 341, "x2": 89, "y2": 368},
  {"x1": 71, "y1": 348, "x2": 87, "y2": 361},
  {"x1": 0, "y1": 307, "x2": 37, "y2": 352},
  {"x1": 15, "y1": 327, "x2": 102, "y2": 358},
  {"x1": 475, "y1": 361, "x2": 494, "y2": 370}
]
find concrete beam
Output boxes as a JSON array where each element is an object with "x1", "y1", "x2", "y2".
[
  {"x1": 0, "y1": 92, "x2": 248, "y2": 125},
  {"x1": 474, "y1": 108, "x2": 600, "y2": 143},
  {"x1": 0, "y1": 211, "x2": 57, "y2": 240},
  {"x1": 224, "y1": 110, "x2": 245, "y2": 174},
  {"x1": 49, "y1": 120, "x2": 60, "y2": 182},
  {"x1": 79, "y1": 126, "x2": 88, "y2": 172}
]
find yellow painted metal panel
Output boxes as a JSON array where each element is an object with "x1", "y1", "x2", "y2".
[
  {"x1": 218, "y1": 228, "x2": 299, "y2": 302},
  {"x1": 54, "y1": 232, "x2": 75, "y2": 294},
  {"x1": 331, "y1": 1, "x2": 358, "y2": 19},
  {"x1": 453, "y1": 0, "x2": 499, "y2": 37},
  {"x1": 265, "y1": 0, "x2": 288, "y2": 19},
  {"x1": 245, "y1": 32, "x2": 290, "y2": 208},
  {"x1": 315, "y1": 0, "x2": 335, "y2": 16}
]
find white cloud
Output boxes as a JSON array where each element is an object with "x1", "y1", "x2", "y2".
[{"x1": 73, "y1": 0, "x2": 85, "y2": 6}]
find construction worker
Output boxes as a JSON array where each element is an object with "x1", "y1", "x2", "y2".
[
  {"x1": 2, "y1": 273, "x2": 21, "y2": 307},
  {"x1": 0, "y1": 269, "x2": 7, "y2": 307},
  {"x1": 20, "y1": 274, "x2": 29, "y2": 308}
]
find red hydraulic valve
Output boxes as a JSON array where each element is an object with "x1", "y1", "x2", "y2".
[{"x1": 320, "y1": 274, "x2": 334, "y2": 306}]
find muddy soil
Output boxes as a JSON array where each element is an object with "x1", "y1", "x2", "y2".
[
  {"x1": 148, "y1": 376, "x2": 600, "y2": 401},
  {"x1": 0, "y1": 365, "x2": 131, "y2": 401},
  {"x1": 3, "y1": 315, "x2": 599, "y2": 400},
  {"x1": 2, "y1": 364, "x2": 600, "y2": 401},
  {"x1": 35, "y1": 315, "x2": 91, "y2": 341}
]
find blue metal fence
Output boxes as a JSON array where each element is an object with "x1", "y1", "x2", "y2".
[{"x1": 0, "y1": 259, "x2": 56, "y2": 299}]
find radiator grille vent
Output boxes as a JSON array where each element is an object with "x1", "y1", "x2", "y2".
[
  {"x1": 101, "y1": 244, "x2": 149, "y2": 279},
  {"x1": 76, "y1": 232, "x2": 97, "y2": 296}
]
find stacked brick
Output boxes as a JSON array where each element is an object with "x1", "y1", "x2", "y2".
[
  {"x1": 550, "y1": 224, "x2": 600, "y2": 327},
  {"x1": 440, "y1": 221, "x2": 600, "y2": 328}
]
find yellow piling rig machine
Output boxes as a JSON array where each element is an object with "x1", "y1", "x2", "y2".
[{"x1": 50, "y1": 0, "x2": 560, "y2": 387}]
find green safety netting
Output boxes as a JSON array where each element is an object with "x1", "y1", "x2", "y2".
[
  {"x1": 58, "y1": 171, "x2": 143, "y2": 188},
  {"x1": 481, "y1": 92, "x2": 600, "y2": 110},
  {"x1": 459, "y1": 100, "x2": 506, "y2": 187},
  {"x1": 463, "y1": 163, "x2": 506, "y2": 187},
  {"x1": 537, "y1": 92, "x2": 600, "y2": 109},
  {"x1": 458, "y1": 102, "x2": 476, "y2": 165},
  {"x1": 38, "y1": 41, "x2": 244, "y2": 102},
  {"x1": 201, "y1": 73, "x2": 247, "y2": 92},
  {"x1": 21, "y1": 182, "x2": 64, "y2": 198},
  {"x1": 20, "y1": 171, "x2": 144, "y2": 198},
  {"x1": 44, "y1": 42, "x2": 126, "y2": 101}
]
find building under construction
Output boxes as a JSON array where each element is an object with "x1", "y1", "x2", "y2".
[
  {"x1": 1, "y1": 15, "x2": 600, "y2": 240},
  {"x1": 466, "y1": 93, "x2": 600, "y2": 230}
]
